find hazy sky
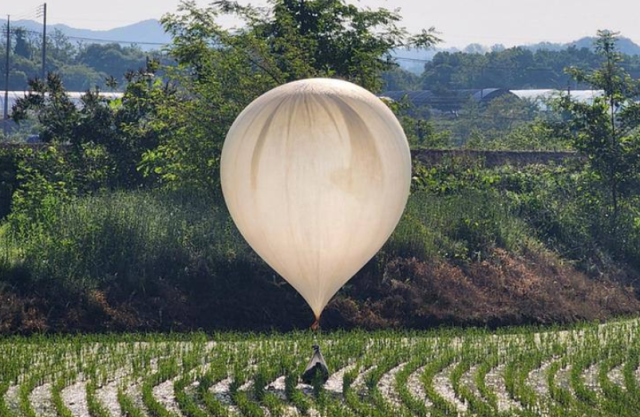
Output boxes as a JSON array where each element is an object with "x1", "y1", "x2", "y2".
[{"x1": 4, "y1": 0, "x2": 640, "y2": 48}]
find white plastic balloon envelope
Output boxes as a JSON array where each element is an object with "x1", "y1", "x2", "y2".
[{"x1": 221, "y1": 78, "x2": 411, "y2": 320}]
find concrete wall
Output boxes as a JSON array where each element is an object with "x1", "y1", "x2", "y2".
[
  {"x1": 1, "y1": 144, "x2": 582, "y2": 167},
  {"x1": 412, "y1": 149, "x2": 581, "y2": 167}
]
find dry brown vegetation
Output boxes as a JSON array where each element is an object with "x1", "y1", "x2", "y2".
[
  {"x1": 324, "y1": 248, "x2": 640, "y2": 329},
  {"x1": 2, "y1": 247, "x2": 638, "y2": 334}
]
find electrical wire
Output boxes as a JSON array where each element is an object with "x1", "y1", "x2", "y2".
[
  {"x1": 3, "y1": 15, "x2": 639, "y2": 79},
  {"x1": 4, "y1": 27, "x2": 167, "y2": 46},
  {"x1": 2, "y1": 5, "x2": 41, "y2": 22},
  {"x1": 65, "y1": 35, "x2": 166, "y2": 46}
]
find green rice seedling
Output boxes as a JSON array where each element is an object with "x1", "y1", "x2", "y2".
[
  {"x1": 0, "y1": 382, "x2": 15, "y2": 417},
  {"x1": 622, "y1": 348, "x2": 640, "y2": 396},
  {"x1": 546, "y1": 359, "x2": 572, "y2": 409},
  {"x1": 18, "y1": 372, "x2": 41, "y2": 417},
  {"x1": 455, "y1": 344, "x2": 509, "y2": 417},
  {"x1": 117, "y1": 388, "x2": 146, "y2": 417},
  {"x1": 196, "y1": 361, "x2": 230, "y2": 417},
  {"x1": 395, "y1": 356, "x2": 430, "y2": 417},
  {"x1": 52, "y1": 371, "x2": 76, "y2": 417},
  {"x1": 285, "y1": 370, "x2": 311, "y2": 415},
  {"x1": 569, "y1": 351, "x2": 598, "y2": 407},
  {"x1": 85, "y1": 379, "x2": 111, "y2": 417},
  {"x1": 142, "y1": 358, "x2": 181, "y2": 417},
  {"x1": 472, "y1": 350, "x2": 500, "y2": 411},
  {"x1": 3, "y1": 317, "x2": 640, "y2": 417},
  {"x1": 420, "y1": 349, "x2": 457, "y2": 416},
  {"x1": 597, "y1": 350, "x2": 639, "y2": 417}
]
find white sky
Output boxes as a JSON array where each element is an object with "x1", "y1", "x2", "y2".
[{"x1": 3, "y1": 0, "x2": 640, "y2": 48}]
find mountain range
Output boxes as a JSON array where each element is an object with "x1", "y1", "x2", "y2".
[{"x1": 0, "y1": 18, "x2": 171, "y2": 50}]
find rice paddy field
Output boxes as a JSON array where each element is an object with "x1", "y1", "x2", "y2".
[{"x1": 2, "y1": 318, "x2": 640, "y2": 417}]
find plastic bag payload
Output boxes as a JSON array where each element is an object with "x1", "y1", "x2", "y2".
[{"x1": 302, "y1": 344, "x2": 329, "y2": 384}]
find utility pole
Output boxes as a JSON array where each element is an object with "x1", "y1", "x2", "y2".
[
  {"x1": 3, "y1": 15, "x2": 9, "y2": 137},
  {"x1": 40, "y1": 3, "x2": 47, "y2": 80}
]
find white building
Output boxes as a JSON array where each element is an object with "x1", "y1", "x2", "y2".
[
  {"x1": 1, "y1": 91, "x2": 124, "y2": 117},
  {"x1": 510, "y1": 89, "x2": 604, "y2": 110}
]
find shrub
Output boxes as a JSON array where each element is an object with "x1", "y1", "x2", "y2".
[
  {"x1": 0, "y1": 148, "x2": 19, "y2": 219},
  {"x1": 0, "y1": 170, "x2": 638, "y2": 332},
  {"x1": 385, "y1": 190, "x2": 531, "y2": 263},
  {"x1": 3, "y1": 189, "x2": 251, "y2": 296}
]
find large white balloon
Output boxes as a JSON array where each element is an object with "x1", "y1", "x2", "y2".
[{"x1": 221, "y1": 78, "x2": 411, "y2": 320}]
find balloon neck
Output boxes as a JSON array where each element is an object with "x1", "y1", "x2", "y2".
[{"x1": 311, "y1": 317, "x2": 321, "y2": 332}]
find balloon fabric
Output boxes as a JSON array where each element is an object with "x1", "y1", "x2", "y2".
[{"x1": 221, "y1": 78, "x2": 411, "y2": 321}]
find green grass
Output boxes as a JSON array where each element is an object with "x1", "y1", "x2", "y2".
[
  {"x1": 1, "y1": 189, "x2": 250, "y2": 295},
  {"x1": 0, "y1": 187, "x2": 533, "y2": 296},
  {"x1": 0, "y1": 164, "x2": 638, "y2": 333}
]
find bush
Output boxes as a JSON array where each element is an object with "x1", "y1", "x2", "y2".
[
  {"x1": 411, "y1": 160, "x2": 640, "y2": 273},
  {"x1": 0, "y1": 148, "x2": 19, "y2": 219},
  {"x1": 1, "y1": 167, "x2": 639, "y2": 332},
  {"x1": 3, "y1": 189, "x2": 252, "y2": 295},
  {"x1": 385, "y1": 190, "x2": 531, "y2": 263},
  {"x1": 3, "y1": 184, "x2": 534, "y2": 297},
  {"x1": 1, "y1": 189, "x2": 316, "y2": 331}
]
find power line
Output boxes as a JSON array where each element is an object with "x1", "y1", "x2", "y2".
[
  {"x1": 3, "y1": 15, "x2": 9, "y2": 136},
  {"x1": 393, "y1": 57, "x2": 561, "y2": 72},
  {"x1": 4, "y1": 30, "x2": 638, "y2": 75},
  {"x1": 3, "y1": 5, "x2": 39, "y2": 22},
  {"x1": 4, "y1": 21, "x2": 638, "y2": 74},
  {"x1": 10, "y1": 13, "x2": 39, "y2": 22},
  {"x1": 65, "y1": 35, "x2": 167, "y2": 46},
  {"x1": 392, "y1": 56, "x2": 640, "y2": 77},
  {"x1": 6, "y1": 27, "x2": 167, "y2": 46},
  {"x1": 394, "y1": 56, "x2": 582, "y2": 68},
  {"x1": 39, "y1": 3, "x2": 46, "y2": 80}
]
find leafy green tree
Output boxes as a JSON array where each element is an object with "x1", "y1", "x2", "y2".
[
  {"x1": 432, "y1": 95, "x2": 543, "y2": 147},
  {"x1": 402, "y1": 116, "x2": 452, "y2": 148},
  {"x1": 8, "y1": 145, "x2": 79, "y2": 235},
  {"x1": 0, "y1": 29, "x2": 156, "y2": 91},
  {"x1": 12, "y1": 74, "x2": 80, "y2": 143},
  {"x1": 215, "y1": 0, "x2": 438, "y2": 91},
  {"x1": 76, "y1": 43, "x2": 147, "y2": 84},
  {"x1": 142, "y1": 0, "x2": 439, "y2": 190},
  {"x1": 48, "y1": 29, "x2": 77, "y2": 64},
  {"x1": 57, "y1": 64, "x2": 104, "y2": 91},
  {"x1": 12, "y1": 63, "x2": 173, "y2": 188},
  {"x1": 384, "y1": 97, "x2": 451, "y2": 148},
  {"x1": 13, "y1": 28, "x2": 32, "y2": 59},
  {"x1": 382, "y1": 67, "x2": 421, "y2": 91},
  {"x1": 481, "y1": 95, "x2": 539, "y2": 132},
  {"x1": 558, "y1": 31, "x2": 640, "y2": 244}
]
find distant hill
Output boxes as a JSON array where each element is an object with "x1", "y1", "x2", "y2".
[
  {"x1": 393, "y1": 35, "x2": 640, "y2": 74},
  {"x1": 0, "y1": 18, "x2": 171, "y2": 51},
  {"x1": 527, "y1": 35, "x2": 640, "y2": 55}
]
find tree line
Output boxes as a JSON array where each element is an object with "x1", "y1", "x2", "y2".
[
  {"x1": 0, "y1": 26, "x2": 160, "y2": 91},
  {"x1": 383, "y1": 43, "x2": 640, "y2": 91}
]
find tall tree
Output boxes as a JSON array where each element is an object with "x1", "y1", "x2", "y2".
[
  {"x1": 12, "y1": 64, "x2": 173, "y2": 188},
  {"x1": 558, "y1": 30, "x2": 640, "y2": 243},
  {"x1": 13, "y1": 28, "x2": 32, "y2": 59},
  {"x1": 141, "y1": 0, "x2": 439, "y2": 190}
]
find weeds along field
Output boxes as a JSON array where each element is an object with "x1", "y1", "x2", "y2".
[{"x1": 1, "y1": 319, "x2": 640, "y2": 417}]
